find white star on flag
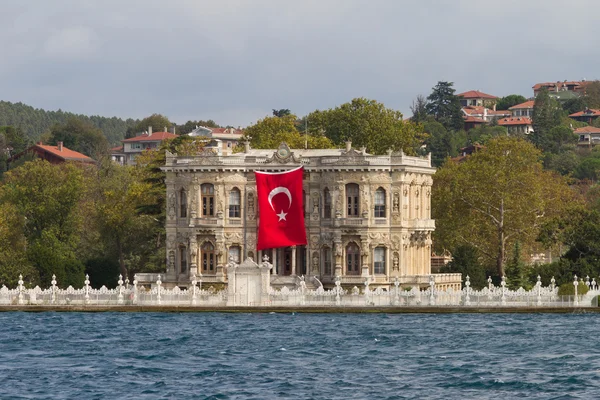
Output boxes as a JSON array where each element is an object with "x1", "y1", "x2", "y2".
[{"x1": 276, "y1": 210, "x2": 288, "y2": 221}]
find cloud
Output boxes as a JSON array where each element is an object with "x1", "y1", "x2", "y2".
[
  {"x1": 1, "y1": 0, "x2": 599, "y2": 127},
  {"x1": 43, "y1": 26, "x2": 96, "y2": 59}
]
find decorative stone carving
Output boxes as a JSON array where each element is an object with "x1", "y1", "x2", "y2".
[
  {"x1": 312, "y1": 252, "x2": 319, "y2": 273},
  {"x1": 168, "y1": 250, "x2": 175, "y2": 273},
  {"x1": 247, "y1": 192, "x2": 255, "y2": 220},
  {"x1": 310, "y1": 235, "x2": 320, "y2": 249},
  {"x1": 393, "y1": 252, "x2": 399, "y2": 271},
  {"x1": 410, "y1": 231, "x2": 430, "y2": 247},
  {"x1": 168, "y1": 191, "x2": 176, "y2": 220},
  {"x1": 264, "y1": 143, "x2": 302, "y2": 164}
]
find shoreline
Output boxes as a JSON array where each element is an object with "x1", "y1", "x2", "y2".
[{"x1": 1, "y1": 305, "x2": 599, "y2": 313}]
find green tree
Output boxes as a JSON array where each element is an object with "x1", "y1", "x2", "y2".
[
  {"x1": 505, "y1": 242, "x2": 531, "y2": 289},
  {"x1": 47, "y1": 117, "x2": 109, "y2": 159},
  {"x1": 467, "y1": 125, "x2": 508, "y2": 145},
  {"x1": 0, "y1": 160, "x2": 87, "y2": 286},
  {"x1": 423, "y1": 121, "x2": 465, "y2": 167},
  {"x1": 562, "y1": 97, "x2": 588, "y2": 115},
  {"x1": 410, "y1": 95, "x2": 429, "y2": 123},
  {"x1": 426, "y1": 81, "x2": 464, "y2": 131},
  {"x1": 272, "y1": 109, "x2": 291, "y2": 117},
  {"x1": 243, "y1": 114, "x2": 334, "y2": 150},
  {"x1": 433, "y1": 137, "x2": 577, "y2": 277},
  {"x1": 440, "y1": 245, "x2": 487, "y2": 289},
  {"x1": 496, "y1": 94, "x2": 527, "y2": 111},
  {"x1": 0, "y1": 202, "x2": 35, "y2": 287},
  {"x1": 306, "y1": 98, "x2": 425, "y2": 154},
  {"x1": 532, "y1": 88, "x2": 563, "y2": 151},
  {"x1": 127, "y1": 114, "x2": 173, "y2": 138},
  {"x1": 176, "y1": 119, "x2": 220, "y2": 134},
  {"x1": 543, "y1": 150, "x2": 579, "y2": 176},
  {"x1": 583, "y1": 80, "x2": 600, "y2": 109}
]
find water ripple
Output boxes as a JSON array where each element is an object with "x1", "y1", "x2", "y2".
[{"x1": 1, "y1": 313, "x2": 600, "y2": 399}]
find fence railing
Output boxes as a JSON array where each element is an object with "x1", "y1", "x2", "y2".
[{"x1": 2, "y1": 273, "x2": 599, "y2": 308}]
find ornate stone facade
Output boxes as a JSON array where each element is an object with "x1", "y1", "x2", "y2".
[{"x1": 161, "y1": 142, "x2": 459, "y2": 289}]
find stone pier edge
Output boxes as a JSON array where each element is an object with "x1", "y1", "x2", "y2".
[{"x1": 1, "y1": 305, "x2": 599, "y2": 314}]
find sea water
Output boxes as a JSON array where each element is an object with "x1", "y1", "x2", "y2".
[{"x1": 0, "y1": 312, "x2": 598, "y2": 399}]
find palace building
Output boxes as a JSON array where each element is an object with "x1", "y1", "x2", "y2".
[{"x1": 159, "y1": 141, "x2": 461, "y2": 290}]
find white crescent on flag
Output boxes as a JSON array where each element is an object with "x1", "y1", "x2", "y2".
[{"x1": 268, "y1": 186, "x2": 292, "y2": 221}]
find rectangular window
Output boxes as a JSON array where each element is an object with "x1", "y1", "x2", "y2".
[
  {"x1": 229, "y1": 190, "x2": 241, "y2": 218},
  {"x1": 179, "y1": 247, "x2": 187, "y2": 274},
  {"x1": 323, "y1": 190, "x2": 331, "y2": 219},
  {"x1": 347, "y1": 184, "x2": 359, "y2": 217},
  {"x1": 374, "y1": 247, "x2": 385, "y2": 274},
  {"x1": 323, "y1": 248, "x2": 332, "y2": 275},
  {"x1": 374, "y1": 190, "x2": 386, "y2": 218}
]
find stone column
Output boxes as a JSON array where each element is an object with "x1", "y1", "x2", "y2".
[
  {"x1": 334, "y1": 241, "x2": 342, "y2": 277},
  {"x1": 189, "y1": 236, "x2": 198, "y2": 276},
  {"x1": 272, "y1": 249, "x2": 278, "y2": 275},
  {"x1": 361, "y1": 240, "x2": 370, "y2": 277},
  {"x1": 291, "y1": 246, "x2": 297, "y2": 276}
]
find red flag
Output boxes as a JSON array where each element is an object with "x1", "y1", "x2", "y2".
[{"x1": 255, "y1": 166, "x2": 307, "y2": 250}]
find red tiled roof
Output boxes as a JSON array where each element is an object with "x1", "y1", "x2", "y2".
[
  {"x1": 462, "y1": 106, "x2": 510, "y2": 117},
  {"x1": 569, "y1": 109, "x2": 600, "y2": 117},
  {"x1": 497, "y1": 117, "x2": 532, "y2": 126},
  {"x1": 488, "y1": 110, "x2": 511, "y2": 116},
  {"x1": 533, "y1": 81, "x2": 583, "y2": 92},
  {"x1": 457, "y1": 90, "x2": 498, "y2": 99},
  {"x1": 122, "y1": 132, "x2": 178, "y2": 142},
  {"x1": 509, "y1": 100, "x2": 535, "y2": 110},
  {"x1": 111, "y1": 146, "x2": 123, "y2": 152},
  {"x1": 574, "y1": 126, "x2": 600, "y2": 134},
  {"x1": 463, "y1": 116, "x2": 486, "y2": 123},
  {"x1": 36, "y1": 144, "x2": 94, "y2": 162}
]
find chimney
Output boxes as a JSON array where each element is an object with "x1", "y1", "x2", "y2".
[
  {"x1": 37, "y1": 141, "x2": 43, "y2": 145},
  {"x1": 244, "y1": 139, "x2": 251, "y2": 153},
  {"x1": 345, "y1": 140, "x2": 352, "y2": 151},
  {"x1": 163, "y1": 126, "x2": 167, "y2": 133},
  {"x1": 58, "y1": 141, "x2": 63, "y2": 151},
  {"x1": 172, "y1": 126, "x2": 176, "y2": 134},
  {"x1": 148, "y1": 126, "x2": 153, "y2": 135}
]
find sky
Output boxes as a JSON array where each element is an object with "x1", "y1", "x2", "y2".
[{"x1": 1, "y1": 0, "x2": 599, "y2": 128}]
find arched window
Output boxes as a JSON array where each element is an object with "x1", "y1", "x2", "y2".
[
  {"x1": 346, "y1": 183, "x2": 359, "y2": 217},
  {"x1": 179, "y1": 245, "x2": 187, "y2": 274},
  {"x1": 374, "y1": 188, "x2": 386, "y2": 218},
  {"x1": 201, "y1": 242, "x2": 215, "y2": 273},
  {"x1": 323, "y1": 188, "x2": 332, "y2": 219},
  {"x1": 229, "y1": 245, "x2": 241, "y2": 263},
  {"x1": 374, "y1": 247, "x2": 386, "y2": 275},
  {"x1": 201, "y1": 184, "x2": 214, "y2": 216},
  {"x1": 322, "y1": 246, "x2": 332, "y2": 276},
  {"x1": 346, "y1": 242, "x2": 360, "y2": 275},
  {"x1": 179, "y1": 189, "x2": 187, "y2": 218},
  {"x1": 229, "y1": 188, "x2": 241, "y2": 218}
]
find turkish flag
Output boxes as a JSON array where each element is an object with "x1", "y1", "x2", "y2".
[{"x1": 256, "y1": 166, "x2": 307, "y2": 250}]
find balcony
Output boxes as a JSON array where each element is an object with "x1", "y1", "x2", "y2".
[
  {"x1": 335, "y1": 217, "x2": 365, "y2": 227},
  {"x1": 407, "y1": 219, "x2": 435, "y2": 230},
  {"x1": 189, "y1": 217, "x2": 220, "y2": 227}
]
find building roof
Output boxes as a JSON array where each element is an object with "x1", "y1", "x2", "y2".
[
  {"x1": 122, "y1": 132, "x2": 178, "y2": 142},
  {"x1": 509, "y1": 100, "x2": 535, "y2": 110},
  {"x1": 463, "y1": 116, "x2": 486, "y2": 123},
  {"x1": 497, "y1": 117, "x2": 532, "y2": 126},
  {"x1": 574, "y1": 126, "x2": 600, "y2": 134},
  {"x1": 569, "y1": 109, "x2": 600, "y2": 117},
  {"x1": 457, "y1": 90, "x2": 498, "y2": 99},
  {"x1": 533, "y1": 81, "x2": 585, "y2": 92},
  {"x1": 35, "y1": 144, "x2": 94, "y2": 162}
]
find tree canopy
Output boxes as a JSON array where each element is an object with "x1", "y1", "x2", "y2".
[
  {"x1": 45, "y1": 117, "x2": 109, "y2": 159},
  {"x1": 496, "y1": 94, "x2": 527, "y2": 110},
  {"x1": 425, "y1": 81, "x2": 464, "y2": 131},
  {"x1": 433, "y1": 136, "x2": 578, "y2": 277},
  {"x1": 306, "y1": 98, "x2": 425, "y2": 155},
  {"x1": 242, "y1": 114, "x2": 333, "y2": 150}
]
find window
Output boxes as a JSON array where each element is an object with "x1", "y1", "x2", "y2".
[
  {"x1": 374, "y1": 247, "x2": 386, "y2": 274},
  {"x1": 346, "y1": 242, "x2": 360, "y2": 275},
  {"x1": 201, "y1": 184, "x2": 214, "y2": 216},
  {"x1": 346, "y1": 184, "x2": 359, "y2": 217},
  {"x1": 322, "y1": 247, "x2": 332, "y2": 275},
  {"x1": 323, "y1": 188, "x2": 331, "y2": 219},
  {"x1": 179, "y1": 246, "x2": 187, "y2": 274},
  {"x1": 229, "y1": 188, "x2": 241, "y2": 218},
  {"x1": 374, "y1": 188, "x2": 386, "y2": 218},
  {"x1": 201, "y1": 242, "x2": 215, "y2": 273},
  {"x1": 179, "y1": 189, "x2": 187, "y2": 218},
  {"x1": 229, "y1": 245, "x2": 241, "y2": 263}
]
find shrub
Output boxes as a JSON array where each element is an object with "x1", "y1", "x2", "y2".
[{"x1": 557, "y1": 281, "x2": 589, "y2": 296}]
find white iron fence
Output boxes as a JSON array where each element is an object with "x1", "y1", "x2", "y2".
[{"x1": 1, "y1": 273, "x2": 598, "y2": 308}]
